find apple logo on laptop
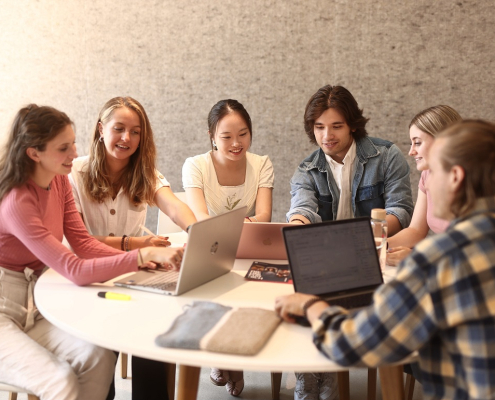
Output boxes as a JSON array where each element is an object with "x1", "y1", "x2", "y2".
[
  {"x1": 210, "y1": 241, "x2": 219, "y2": 254},
  {"x1": 262, "y1": 238, "x2": 272, "y2": 246}
]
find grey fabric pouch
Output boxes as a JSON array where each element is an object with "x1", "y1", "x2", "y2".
[
  {"x1": 156, "y1": 301, "x2": 281, "y2": 355},
  {"x1": 155, "y1": 301, "x2": 231, "y2": 350}
]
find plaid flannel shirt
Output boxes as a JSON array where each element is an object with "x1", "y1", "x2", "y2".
[{"x1": 313, "y1": 196, "x2": 495, "y2": 400}]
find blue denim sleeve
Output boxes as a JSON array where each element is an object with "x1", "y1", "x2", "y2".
[
  {"x1": 286, "y1": 166, "x2": 323, "y2": 224},
  {"x1": 382, "y1": 145, "x2": 413, "y2": 228}
]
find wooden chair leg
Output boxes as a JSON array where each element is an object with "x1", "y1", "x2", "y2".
[
  {"x1": 367, "y1": 368, "x2": 377, "y2": 400},
  {"x1": 405, "y1": 374, "x2": 415, "y2": 400},
  {"x1": 165, "y1": 362, "x2": 177, "y2": 400},
  {"x1": 378, "y1": 365, "x2": 405, "y2": 400},
  {"x1": 120, "y1": 352, "x2": 128, "y2": 379},
  {"x1": 337, "y1": 371, "x2": 350, "y2": 400},
  {"x1": 270, "y1": 372, "x2": 282, "y2": 400},
  {"x1": 27, "y1": 395, "x2": 40, "y2": 400},
  {"x1": 176, "y1": 365, "x2": 200, "y2": 400}
]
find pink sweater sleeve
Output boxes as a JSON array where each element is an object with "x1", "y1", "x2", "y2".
[{"x1": 1, "y1": 177, "x2": 139, "y2": 286}]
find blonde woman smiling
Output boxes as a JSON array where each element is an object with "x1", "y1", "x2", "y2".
[
  {"x1": 69, "y1": 96, "x2": 196, "y2": 251},
  {"x1": 69, "y1": 96, "x2": 196, "y2": 400},
  {"x1": 387, "y1": 105, "x2": 461, "y2": 265}
]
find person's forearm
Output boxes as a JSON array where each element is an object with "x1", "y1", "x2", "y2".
[
  {"x1": 93, "y1": 235, "x2": 145, "y2": 251},
  {"x1": 386, "y1": 214, "x2": 403, "y2": 236},
  {"x1": 93, "y1": 235, "x2": 122, "y2": 250},
  {"x1": 289, "y1": 214, "x2": 311, "y2": 224},
  {"x1": 170, "y1": 204, "x2": 197, "y2": 231},
  {"x1": 192, "y1": 211, "x2": 211, "y2": 221},
  {"x1": 387, "y1": 227, "x2": 425, "y2": 249},
  {"x1": 251, "y1": 211, "x2": 271, "y2": 222}
]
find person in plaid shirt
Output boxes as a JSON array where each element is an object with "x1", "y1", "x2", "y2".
[{"x1": 276, "y1": 119, "x2": 495, "y2": 400}]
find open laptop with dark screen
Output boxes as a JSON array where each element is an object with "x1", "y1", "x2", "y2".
[{"x1": 282, "y1": 217, "x2": 383, "y2": 310}]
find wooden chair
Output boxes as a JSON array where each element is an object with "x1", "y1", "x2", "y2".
[{"x1": 0, "y1": 382, "x2": 40, "y2": 400}]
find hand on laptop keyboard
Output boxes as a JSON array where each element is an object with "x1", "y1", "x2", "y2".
[{"x1": 140, "y1": 246, "x2": 183, "y2": 270}]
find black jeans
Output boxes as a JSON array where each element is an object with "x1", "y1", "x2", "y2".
[
  {"x1": 132, "y1": 356, "x2": 170, "y2": 400},
  {"x1": 106, "y1": 354, "x2": 170, "y2": 400}
]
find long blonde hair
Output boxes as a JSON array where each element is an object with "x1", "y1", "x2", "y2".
[
  {"x1": 82, "y1": 97, "x2": 157, "y2": 206},
  {"x1": 0, "y1": 105, "x2": 72, "y2": 203},
  {"x1": 409, "y1": 105, "x2": 462, "y2": 136}
]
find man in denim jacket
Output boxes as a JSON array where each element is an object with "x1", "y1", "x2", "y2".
[
  {"x1": 287, "y1": 85, "x2": 413, "y2": 236},
  {"x1": 287, "y1": 85, "x2": 413, "y2": 400}
]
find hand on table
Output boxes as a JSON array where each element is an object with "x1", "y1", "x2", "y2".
[{"x1": 386, "y1": 246, "x2": 411, "y2": 266}]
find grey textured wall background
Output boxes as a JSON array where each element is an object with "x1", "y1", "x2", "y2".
[{"x1": 1, "y1": 0, "x2": 494, "y2": 226}]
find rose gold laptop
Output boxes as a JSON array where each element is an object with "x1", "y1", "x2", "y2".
[{"x1": 236, "y1": 222, "x2": 292, "y2": 260}]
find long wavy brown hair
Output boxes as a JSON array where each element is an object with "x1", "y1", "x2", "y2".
[
  {"x1": 0, "y1": 104, "x2": 72, "y2": 203},
  {"x1": 82, "y1": 97, "x2": 157, "y2": 206}
]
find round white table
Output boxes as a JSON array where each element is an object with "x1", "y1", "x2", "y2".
[{"x1": 35, "y1": 257, "x2": 408, "y2": 400}]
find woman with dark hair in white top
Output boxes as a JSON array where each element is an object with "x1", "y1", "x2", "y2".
[{"x1": 182, "y1": 99, "x2": 274, "y2": 396}]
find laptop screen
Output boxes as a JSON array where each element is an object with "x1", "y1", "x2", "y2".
[{"x1": 283, "y1": 218, "x2": 383, "y2": 296}]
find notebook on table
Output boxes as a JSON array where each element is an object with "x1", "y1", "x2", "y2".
[
  {"x1": 236, "y1": 222, "x2": 292, "y2": 259},
  {"x1": 282, "y1": 217, "x2": 383, "y2": 310},
  {"x1": 114, "y1": 207, "x2": 246, "y2": 296}
]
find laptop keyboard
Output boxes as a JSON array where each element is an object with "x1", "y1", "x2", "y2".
[
  {"x1": 138, "y1": 271, "x2": 179, "y2": 291},
  {"x1": 327, "y1": 292, "x2": 373, "y2": 309}
]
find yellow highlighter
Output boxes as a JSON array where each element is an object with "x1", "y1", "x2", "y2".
[{"x1": 97, "y1": 291, "x2": 131, "y2": 301}]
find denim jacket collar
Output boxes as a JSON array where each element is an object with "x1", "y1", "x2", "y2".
[{"x1": 303, "y1": 136, "x2": 380, "y2": 172}]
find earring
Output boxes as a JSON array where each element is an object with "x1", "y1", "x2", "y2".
[
  {"x1": 99, "y1": 136, "x2": 104, "y2": 143},
  {"x1": 212, "y1": 140, "x2": 218, "y2": 150}
]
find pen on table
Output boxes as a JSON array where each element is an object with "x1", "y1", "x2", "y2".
[{"x1": 97, "y1": 291, "x2": 131, "y2": 301}]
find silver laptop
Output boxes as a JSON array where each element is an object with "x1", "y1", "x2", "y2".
[
  {"x1": 114, "y1": 207, "x2": 246, "y2": 296},
  {"x1": 282, "y1": 217, "x2": 383, "y2": 310},
  {"x1": 236, "y1": 222, "x2": 292, "y2": 260}
]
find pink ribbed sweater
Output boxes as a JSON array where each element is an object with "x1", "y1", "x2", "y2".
[{"x1": 0, "y1": 175, "x2": 138, "y2": 285}]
